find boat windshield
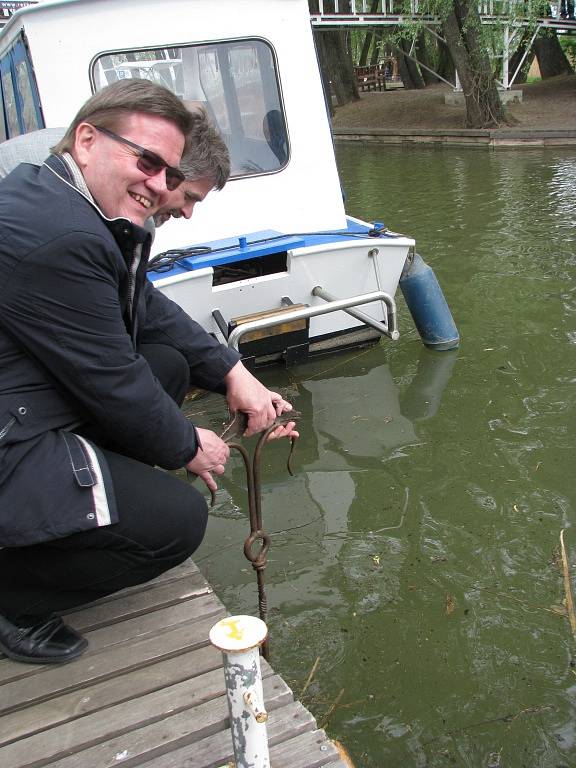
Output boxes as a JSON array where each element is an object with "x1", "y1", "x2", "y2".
[{"x1": 92, "y1": 39, "x2": 288, "y2": 178}]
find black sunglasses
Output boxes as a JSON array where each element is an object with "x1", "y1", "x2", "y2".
[{"x1": 95, "y1": 126, "x2": 185, "y2": 191}]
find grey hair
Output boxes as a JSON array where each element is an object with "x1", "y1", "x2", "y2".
[
  {"x1": 179, "y1": 107, "x2": 230, "y2": 190},
  {"x1": 53, "y1": 79, "x2": 195, "y2": 155}
]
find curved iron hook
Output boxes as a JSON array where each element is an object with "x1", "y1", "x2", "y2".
[{"x1": 203, "y1": 410, "x2": 300, "y2": 660}]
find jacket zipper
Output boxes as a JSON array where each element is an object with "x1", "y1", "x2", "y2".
[{"x1": 0, "y1": 416, "x2": 15, "y2": 443}]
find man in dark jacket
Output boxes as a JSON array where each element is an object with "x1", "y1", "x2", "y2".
[{"x1": 0, "y1": 79, "x2": 295, "y2": 665}]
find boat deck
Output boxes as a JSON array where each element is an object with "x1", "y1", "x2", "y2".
[{"x1": 0, "y1": 559, "x2": 347, "y2": 768}]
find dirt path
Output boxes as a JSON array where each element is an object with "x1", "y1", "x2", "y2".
[{"x1": 332, "y1": 75, "x2": 576, "y2": 131}]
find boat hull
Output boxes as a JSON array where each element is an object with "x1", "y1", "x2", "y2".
[{"x1": 152, "y1": 229, "x2": 413, "y2": 363}]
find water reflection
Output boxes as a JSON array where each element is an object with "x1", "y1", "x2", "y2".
[{"x1": 189, "y1": 346, "x2": 457, "y2": 611}]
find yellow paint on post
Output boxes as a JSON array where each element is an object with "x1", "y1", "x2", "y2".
[{"x1": 221, "y1": 618, "x2": 244, "y2": 642}]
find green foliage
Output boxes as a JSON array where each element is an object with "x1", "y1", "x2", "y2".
[
  {"x1": 348, "y1": 28, "x2": 364, "y2": 62},
  {"x1": 346, "y1": 1, "x2": 559, "y2": 70},
  {"x1": 558, "y1": 35, "x2": 576, "y2": 70},
  {"x1": 385, "y1": 0, "x2": 549, "y2": 23},
  {"x1": 368, "y1": 0, "x2": 552, "y2": 79}
]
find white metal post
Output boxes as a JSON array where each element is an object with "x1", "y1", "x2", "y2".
[
  {"x1": 503, "y1": 24, "x2": 510, "y2": 88},
  {"x1": 210, "y1": 616, "x2": 270, "y2": 768}
]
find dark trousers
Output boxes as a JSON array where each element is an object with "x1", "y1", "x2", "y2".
[{"x1": 0, "y1": 344, "x2": 208, "y2": 625}]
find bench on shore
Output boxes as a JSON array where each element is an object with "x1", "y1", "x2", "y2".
[{"x1": 355, "y1": 65, "x2": 385, "y2": 92}]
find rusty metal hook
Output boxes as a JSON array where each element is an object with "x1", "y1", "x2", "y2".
[{"x1": 225, "y1": 411, "x2": 300, "y2": 660}]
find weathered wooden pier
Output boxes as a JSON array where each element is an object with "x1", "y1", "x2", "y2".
[{"x1": 0, "y1": 559, "x2": 348, "y2": 768}]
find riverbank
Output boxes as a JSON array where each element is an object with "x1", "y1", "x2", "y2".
[{"x1": 332, "y1": 74, "x2": 576, "y2": 145}]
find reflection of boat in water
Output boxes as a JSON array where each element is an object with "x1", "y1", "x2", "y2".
[
  {"x1": 196, "y1": 349, "x2": 458, "y2": 612},
  {"x1": 292, "y1": 347, "x2": 459, "y2": 472},
  {"x1": 0, "y1": 0, "x2": 457, "y2": 363}
]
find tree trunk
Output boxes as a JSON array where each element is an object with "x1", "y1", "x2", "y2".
[
  {"x1": 534, "y1": 31, "x2": 573, "y2": 78},
  {"x1": 442, "y1": 0, "x2": 505, "y2": 127},
  {"x1": 397, "y1": 38, "x2": 426, "y2": 89},
  {"x1": 358, "y1": 0, "x2": 381, "y2": 66},
  {"x1": 508, "y1": 31, "x2": 535, "y2": 85},
  {"x1": 437, "y1": 39, "x2": 455, "y2": 83},
  {"x1": 314, "y1": 30, "x2": 360, "y2": 110},
  {"x1": 359, "y1": 28, "x2": 374, "y2": 67},
  {"x1": 416, "y1": 31, "x2": 440, "y2": 85},
  {"x1": 369, "y1": 28, "x2": 384, "y2": 66}
]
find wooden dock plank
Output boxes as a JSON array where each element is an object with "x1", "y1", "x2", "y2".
[
  {"x1": 73, "y1": 594, "x2": 223, "y2": 653},
  {"x1": 0, "y1": 675, "x2": 292, "y2": 768},
  {"x1": 315, "y1": 763, "x2": 350, "y2": 768},
  {"x1": 0, "y1": 611, "x2": 225, "y2": 714},
  {"x1": 1, "y1": 649, "x2": 275, "y2": 749},
  {"x1": 0, "y1": 559, "x2": 343, "y2": 768},
  {"x1": 124, "y1": 700, "x2": 318, "y2": 768},
  {"x1": 0, "y1": 645, "x2": 222, "y2": 746},
  {"x1": 65, "y1": 573, "x2": 213, "y2": 631},
  {"x1": 74, "y1": 558, "x2": 201, "y2": 599},
  {"x1": 269, "y1": 730, "x2": 344, "y2": 767},
  {"x1": 0, "y1": 574, "x2": 215, "y2": 682}
]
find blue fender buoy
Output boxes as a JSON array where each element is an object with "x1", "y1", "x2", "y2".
[{"x1": 399, "y1": 252, "x2": 459, "y2": 351}]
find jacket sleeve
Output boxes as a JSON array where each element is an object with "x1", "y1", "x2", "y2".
[
  {"x1": 138, "y1": 279, "x2": 241, "y2": 393},
  {"x1": 1, "y1": 231, "x2": 198, "y2": 470}
]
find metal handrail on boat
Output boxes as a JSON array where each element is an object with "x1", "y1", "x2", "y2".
[
  {"x1": 312, "y1": 285, "x2": 398, "y2": 340},
  {"x1": 223, "y1": 286, "x2": 399, "y2": 351}
]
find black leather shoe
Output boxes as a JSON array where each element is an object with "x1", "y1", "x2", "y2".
[{"x1": 0, "y1": 614, "x2": 88, "y2": 664}]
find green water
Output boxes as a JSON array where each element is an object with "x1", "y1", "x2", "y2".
[{"x1": 192, "y1": 144, "x2": 576, "y2": 767}]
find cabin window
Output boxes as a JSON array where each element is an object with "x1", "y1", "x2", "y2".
[
  {"x1": 0, "y1": 33, "x2": 44, "y2": 140},
  {"x1": 1, "y1": 69, "x2": 19, "y2": 137},
  {"x1": 92, "y1": 39, "x2": 288, "y2": 178},
  {"x1": 0, "y1": 102, "x2": 5, "y2": 143},
  {"x1": 15, "y1": 59, "x2": 41, "y2": 132}
]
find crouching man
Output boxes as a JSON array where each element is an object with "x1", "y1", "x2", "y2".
[{"x1": 0, "y1": 79, "x2": 295, "y2": 664}]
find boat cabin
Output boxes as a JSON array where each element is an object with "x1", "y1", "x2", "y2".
[
  {"x1": 0, "y1": 0, "x2": 346, "y2": 254},
  {"x1": 0, "y1": 0, "x2": 455, "y2": 361}
]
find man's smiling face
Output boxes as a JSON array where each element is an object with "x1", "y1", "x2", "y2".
[
  {"x1": 73, "y1": 113, "x2": 185, "y2": 226},
  {"x1": 154, "y1": 176, "x2": 214, "y2": 227}
]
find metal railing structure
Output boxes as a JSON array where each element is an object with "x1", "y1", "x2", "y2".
[
  {"x1": 222, "y1": 286, "x2": 399, "y2": 352},
  {"x1": 310, "y1": 0, "x2": 576, "y2": 90}
]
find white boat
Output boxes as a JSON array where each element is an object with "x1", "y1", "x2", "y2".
[{"x1": 0, "y1": 0, "x2": 457, "y2": 363}]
